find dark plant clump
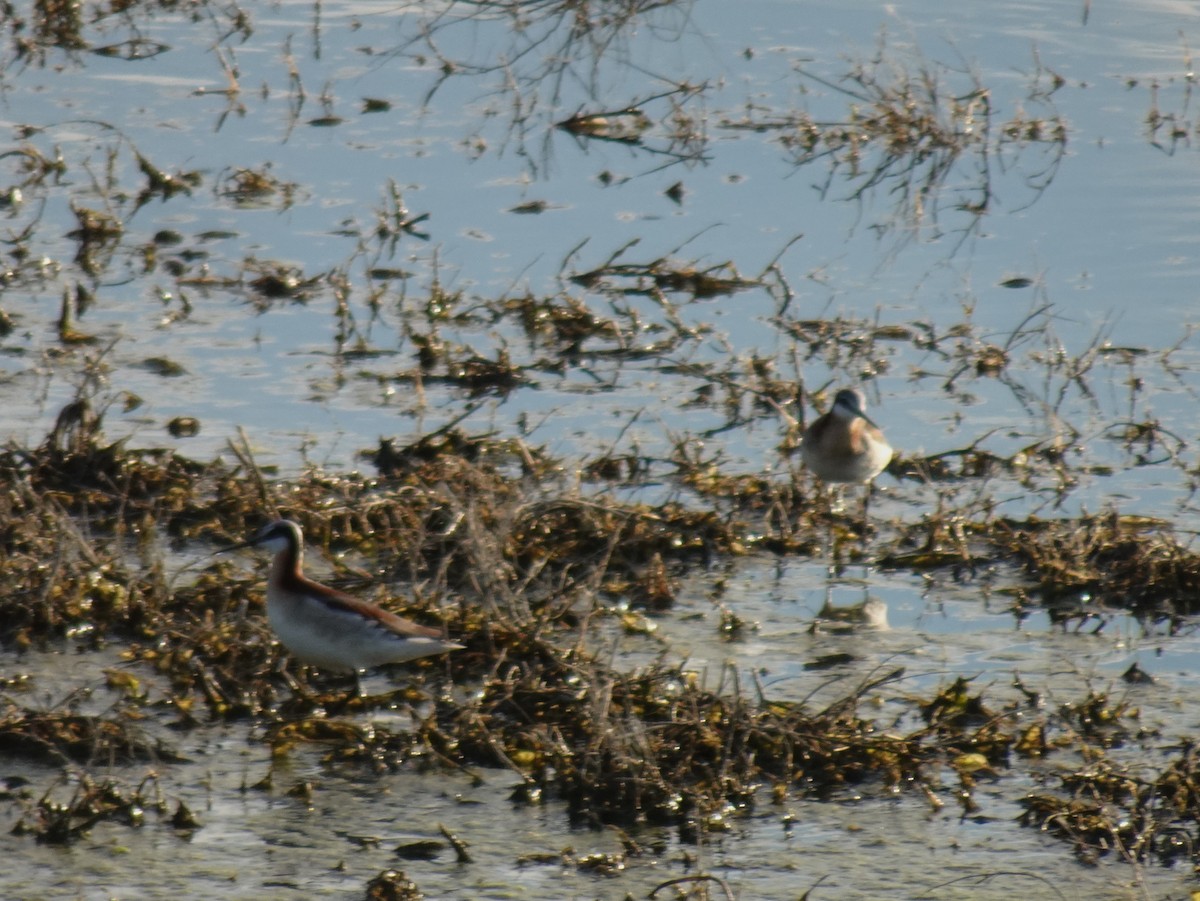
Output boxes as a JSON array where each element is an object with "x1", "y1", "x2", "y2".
[{"x1": 0, "y1": 394, "x2": 1197, "y2": 876}]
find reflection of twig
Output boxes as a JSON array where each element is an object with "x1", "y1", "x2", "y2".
[
  {"x1": 378, "y1": 1, "x2": 701, "y2": 174},
  {"x1": 228, "y1": 427, "x2": 277, "y2": 514},
  {"x1": 650, "y1": 874, "x2": 737, "y2": 901},
  {"x1": 568, "y1": 232, "x2": 760, "y2": 299},
  {"x1": 556, "y1": 82, "x2": 712, "y2": 168},
  {"x1": 723, "y1": 38, "x2": 1067, "y2": 250},
  {"x1": 280, "y1": 34, "x2": 306, "y2": 144},
  {"x1": 1144, "y1": 35, "x2": 1195, "y2": 155}
]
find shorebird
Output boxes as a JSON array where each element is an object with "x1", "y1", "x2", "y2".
[
  {"x1": 801, "y1": 387, "x2": 893, "y2": 487},
  {"x1": 800, "y1": 386, "x2": 894, "y2": 560},
  {"x1": 221, "y1": 519, "x2": 462, "y2": 692}
]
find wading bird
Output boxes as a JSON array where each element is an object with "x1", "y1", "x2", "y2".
[
  {"x1": 222, "y1": 519, "x2": 462, "y2": 695},
  {"x1": 801, "y1": 387, "x2": 893, "y2": 488},
  {"x1": 800, "y1": 387, "x2": 894, "y2": 563}
]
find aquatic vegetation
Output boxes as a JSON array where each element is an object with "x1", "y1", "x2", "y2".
[
  {"x1": 718, "y1": 41, "x2": 1067, "y2": 246},
  {"x1": 8, "y1": 769, "x2": 189, "y2": 845},
  {"x1": 0, "y1": 702, "x2": 177, "y2": 766},
  {"x1": 0, "y1": 384, "x2": 1197, "y2": 880}
]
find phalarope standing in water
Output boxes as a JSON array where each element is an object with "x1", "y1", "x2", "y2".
[
  {"x1": 222, "y1": 519, "x2": 462, "y2": 694},
  {"x1": 801, "y1": 387, "x2": 893, "y2": 487},
  {"x1": 800, "y1": 386, "x2": 894, "y2": 559}
]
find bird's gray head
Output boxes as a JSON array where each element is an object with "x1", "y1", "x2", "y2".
[
  {"x1": 831, "y1": 388, "x2": 884, "y2": 430},
  {"x1": 221, "y1": 519, "x2": 302, "y2": 555},
  {"x1": 832, "y1": 388, "x2": 867, "y2": 417}
]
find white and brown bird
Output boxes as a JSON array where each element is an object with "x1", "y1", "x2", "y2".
[
  {"x1": 222, "y1": 520, "x2": 462, "y2": 688},
  {"x1": 801, "y1": 387, "x2": 893, "y2": 486}
]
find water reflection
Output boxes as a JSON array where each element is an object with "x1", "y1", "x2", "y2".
[
  {"x1": 378, "y1": 1, "x2": 703, "y2": 172},
  {"x1": 813, "y1": 583, "x2": 889, "y2": 632},
  {"x1": 758, "y1": 47, "x2": 1066, "y2": 248}
]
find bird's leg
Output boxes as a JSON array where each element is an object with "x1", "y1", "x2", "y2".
[
  {"x1": 818, "y1": 580, "x2": 836, "y2": 618},
  {"x1": 318, "y1": 671, "x2": 364, "y2": 714},
  {"x1": 823, "y1": 492, "x2": 838, "y2": 579},
  {"x1": 828, "y1": 483, "x2": 847, "y2": 516},
  {"x1": 859, "y1": 483, "x2": 877, "y2": 580},
  {"x1": 278, "y1": 659, "x2": 314, "y2": 701},
  {"x1": 827, "y1": 484, "x2": 848, "y2": 578},
  {"x1": 861, "y1": 483, "x2": 872, "y2": 539}
]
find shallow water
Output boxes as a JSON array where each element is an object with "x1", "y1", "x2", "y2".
[
  {"x1": 4, "y1": 0, "x2": 1200, "y2": 897},
  {"x1": 5, "y1": 555, "x2": 1196, "y2": 900}
]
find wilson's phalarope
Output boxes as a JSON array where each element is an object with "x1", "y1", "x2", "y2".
[
  {"x1": 800, "y1": 387, "x2": 893, "y2": 558},
  {"x1": 222, "y1": 520, "x2": 462, "y2": 688},
  {"x1": 801, "y1": 387, "x2": 893, "y2": 487}
]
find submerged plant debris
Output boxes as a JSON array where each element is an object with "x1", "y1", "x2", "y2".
[{"x1": 2, "y1": 381, "x2": 1199, "y2": 880}]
